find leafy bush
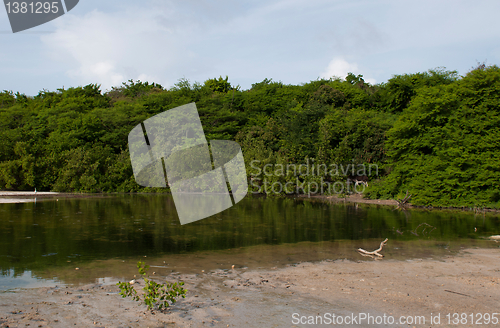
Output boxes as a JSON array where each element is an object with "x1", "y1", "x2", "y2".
[
  {"x1": 368, "y1": 65, "x2": 500, "y2": 207},
  {"x1": 2, "y1": 67, "x2": 499, "y2": 207},
  {"x1": 117, "y1": 261, "x2": 187, "y2": 311}
]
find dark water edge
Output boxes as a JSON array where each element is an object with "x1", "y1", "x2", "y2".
[{"x1": 0, "y1": 193, "x2": 499, "y2": 290}]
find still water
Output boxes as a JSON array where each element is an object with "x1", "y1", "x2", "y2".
[{"x1": 0, "y1": 194, "x2": 499, "y2": 290}]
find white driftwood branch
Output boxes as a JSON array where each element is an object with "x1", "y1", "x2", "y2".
[
  {"x1": 357, "y1": 252, "x2": 383, "y2": 260},
  {"x1": 357, "y1": 238, "x2": 388, "y2": 257},
  {"x1": 489, "y1": 235, "x2": 500, "y2": 242}
]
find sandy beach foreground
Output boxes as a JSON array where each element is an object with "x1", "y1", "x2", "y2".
[{"x1": 0, "y1": 248, "x2": 499, "y2": 327}]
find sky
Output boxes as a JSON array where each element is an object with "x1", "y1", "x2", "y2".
[{"x1": 1, "y1": 0, "x2": 500, "y2": 95}]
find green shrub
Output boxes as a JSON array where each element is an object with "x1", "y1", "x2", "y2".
[{"x1": 117, "y1": 261, "x2": 187, "y2": 311}]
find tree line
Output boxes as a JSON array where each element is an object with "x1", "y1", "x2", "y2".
[{"x1": 0, "y1": 65, "x2": 498, "y2": 208}]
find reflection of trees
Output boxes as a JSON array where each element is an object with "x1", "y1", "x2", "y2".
[{"x1": 1, "y1": 196, "x2": 499, "y2": 278}]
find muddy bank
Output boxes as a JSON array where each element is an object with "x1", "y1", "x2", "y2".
[{"x1": 1, "y1": 248, "x2": 499, "y2": 327}]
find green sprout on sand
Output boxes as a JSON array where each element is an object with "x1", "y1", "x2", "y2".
[{"x1": 117, "y1": 261, "x2": 186, "y2": 310}]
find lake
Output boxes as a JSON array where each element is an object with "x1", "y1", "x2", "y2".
[{"x1": 1, "y1": 194, "x2": 499, "y2": 290}]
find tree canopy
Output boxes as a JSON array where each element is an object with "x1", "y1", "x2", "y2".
[{"x1": 0, "y1": 66, "x2": 498, "y2": 208}]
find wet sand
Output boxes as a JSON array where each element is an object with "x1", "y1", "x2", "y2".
[{"x1": 1, "y1": 247, "x2": 499, "y2": 327}]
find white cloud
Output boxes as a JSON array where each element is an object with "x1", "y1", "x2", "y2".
[
  {"x1": 40, "y1": 6, "x2": 186, "y2": 91},
  {"x1": 8, "y1": 0, "x2": 496, "y2": 95},
  {"x1": 320, "y1": 57, "x2": 376, "y2": 84},
  {"x1": 320, "y1": 57, "x2": 358, "y2": 80},
  {"x1": 67, "y1": 61, "x2": 124, "y2": 88},
  {"x1": 39, "y1": 0, "x2": 319, "y2": 91}
]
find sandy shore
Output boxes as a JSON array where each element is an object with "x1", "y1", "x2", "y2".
[{"x1": 1, "y1": 248, "x2": 499, "y2": 327}]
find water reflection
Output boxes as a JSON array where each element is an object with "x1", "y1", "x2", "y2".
[
  {"x1": 0, "y1": 194, "x2": 499, "y2": 289},
  {"x1": 0, "y1": 270, "x2": 62, "y2": 290}
]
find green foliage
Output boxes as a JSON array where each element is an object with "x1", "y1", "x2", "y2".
[
  {"x1": 0, "y1": 90, "x2": 15, "y2": 108},
  {"x1": 1, "y1": 67, "x2": 499, "y2": 207},
  {"x1": 108, "y1": 80, "x2": 163, "y2": 100},
  {"x1": 204, "y1": 75, "x2": 236, "y2": 93},
  {"x1": 345, "y1": 72, "x2": 365, "y2": 85},
  {"x1": 376, "y1": 68, "x2": 458, "y2": 113},
  {"x1": 117, "y1": 261, "x2": 187, "y2": 311},
  {"x1": 367, "y1": 65, "x2": 500, "y2": 208},
  {"x1": 317, "y1": 108, "x2": 396, "y2": 165}
]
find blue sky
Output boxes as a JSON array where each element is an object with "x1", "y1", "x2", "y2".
[{"x1": 1, "y1": 0, "x2": 500, "y2": 95}]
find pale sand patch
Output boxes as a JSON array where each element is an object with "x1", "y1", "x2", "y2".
[
  {"x1": 0, "y1": 191, "x2": 58, "y2": 196},
  {"x1": 0, "y1": 191, "x2": 59, "y2": 203},
  {"x1": 0, "y1": 248, "x2": 498, "y2": 327},
  {"x1": 0, "y1": 198, "x2": 36, "y2": 203}
]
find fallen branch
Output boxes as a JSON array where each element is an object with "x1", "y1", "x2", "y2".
[
  {"x1": 488, "y1": 235, "x2": 500, "y2": 242},
  {"x1": 357, "y1": 252, "x2": 383, "y2": 260},
  {"x1": 358, "y1": 238, "x2": 388, "y2": 257},
  {"x1": 395, "y1": 190, "x2": 412, "y2": 210}
]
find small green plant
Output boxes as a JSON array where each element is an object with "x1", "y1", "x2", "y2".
[{"x1": 117, "y1": 261, "x2": 187, "y2": 310}]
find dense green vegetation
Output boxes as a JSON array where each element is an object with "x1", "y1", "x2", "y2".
[{"x1": 0, "y1": 65, "x2": 499, "y2": 208}]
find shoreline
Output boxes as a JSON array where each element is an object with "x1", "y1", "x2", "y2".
[
  {"x1": 2, "y1": 191, "x2": 499, "y2": 214},
  {"x1": 301, "y1": 193, "x2": 500, "y2": 213},
  {"x1": 0, "y1": 191, "x2": 117, "y2": 203},
  {"x1": 0, "y1": 248, "x2": 499, "y2": 327}
]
